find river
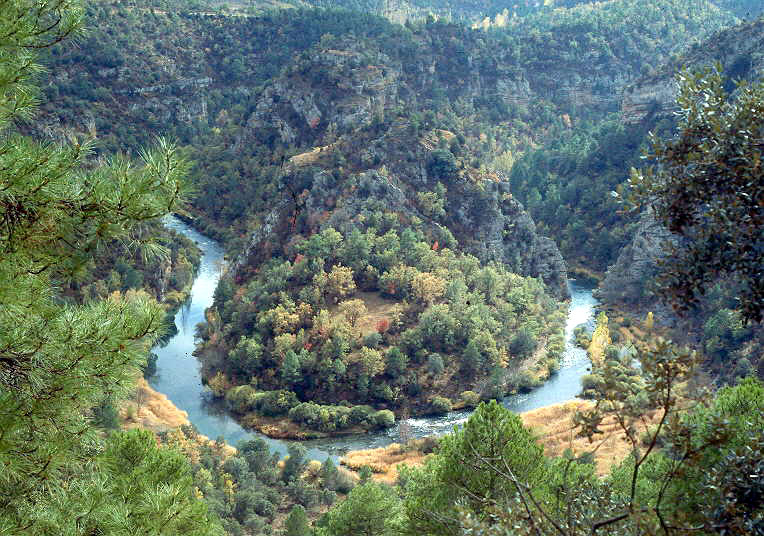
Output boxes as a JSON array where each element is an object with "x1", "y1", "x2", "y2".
[{"x1": 150, "y1": 216, "x2": 598, "y2": 460}]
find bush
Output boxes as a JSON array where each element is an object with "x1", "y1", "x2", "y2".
[
  {"x1": 372, "y1": 410, "x2": 396, "y2": 429},
  {"x1": 510, "y1": 328, "x2": 537, "y2": 358},
  {"x1": 363, "y1": 332, "x2": 383, "y2": 349},
  {"x1": 224, "y1": 385, "x2": 258, "y2": 414},
  {"x1": 288, "y1": 402, "x2": 353, "y2": 432},
  {"x1": 256, "y1": 390, "x2": 299, "y2": 417},
  {"x1": 334, "y1": 468, "x2": 357, "y2": 494},
  {"x1": 515, "y1": 370, "x2": 540, "y2": 393},
  {"x1": 371, "y1": 382, "x2": 394, "y2": 402},
  {"x1": 385, "y1": 347, "x2": 408, "y2": 378},
  {"x1": 460, "y1": 390, "x2": 480, "y2": 409},
  {"x1": 573, "y1": 325, "x2": 591, "y2": 348},
  {"x1": 546, "y1": 357, "x2": 560, "y2": 375},
  {"x1": 429, "y1": 396, "x2": 452, "y2": 415},
  {"x1": 581, "y1": 374, "x2": 604, "y2": 393},
  {"x1": 426, "y1": 353, "x2": 445, "y2": 375},
  {"x1": 349, "y1": 405, "x2": 375, "y2": 426}
]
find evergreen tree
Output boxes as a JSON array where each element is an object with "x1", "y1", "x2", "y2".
[
  {"x1": 400, "y1": 401, "x2": 547, "y2": 536},
  {"x1": 317, "y1": 482, "x2": 402, "y2": 536},
  {"x1": 284, "y1": 504, "x2": 311, "y2": 536},
  {"x1": 0, "y1": 1, "x2": 218, "y2": 533}
]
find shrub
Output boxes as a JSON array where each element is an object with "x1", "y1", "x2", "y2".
[
  {"x1": 460, "y1": 390, "x2": 480, "y2": 408},
  {"x1": 363, "y1": 332, "x2": 383, "y2": 349},
  {"x1": 375, "y1": 318, "x2": 390, "y2": 334},
  {"x1": 256, "y1": 390, "x2": 299, "y2": 417},
  {"x1": 510, "y1": 327, "x2": 537, "y2": 358},
  {"x1": 429, "y1": 396, "x2": 452, "y2": 415},
  {"x1": 385, "y1": 347, "x2": 408, "y2": 378},
  {"x1": 581, "y1": 373, "x2": 604, "y2": 393},
  {"x1": 516, "y1": 370, "x2": 540, "y2": 393},
  {"x1": 224, "y1": 385, "x2": 258, "y2": 414},
  {"x1": 372, "y1": 410, "x2": 396, "y2": 429},
  {"x1": 334, "y1": 468, "x2": 357, "y2": 494},
  {"x1": 349, "y1": 405, "x2": 375, "y2": 426},
  {"x1": 371, "y1": 382, "x2": 394, "y2": 402},
  {"x1": 426, "y1": 353, "x2": 445, "y2": 375}
]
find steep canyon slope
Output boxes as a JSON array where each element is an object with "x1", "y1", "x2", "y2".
[{"x1": 34, "y1": 0, "x2": 749, "y2": 433}]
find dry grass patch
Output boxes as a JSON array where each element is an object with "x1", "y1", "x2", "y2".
[
  {"x1": 329, "y1": 291, "x2": 400, "y2": 336},
  {"x1": 121, "y1": 377, "x2": 191, "y2": 431},
  {"x1": 341, "y1": 442, "x2": 430, "y2": 484},
  {"x1": 521, "y1": 400, "x2": 661, "y2": 476},
  {"x1": 342, "y1": 401, "x2": 663, "y2": 483},
  {"x1": 122, "y1": 377, "x2": 237, "y2": 457}
]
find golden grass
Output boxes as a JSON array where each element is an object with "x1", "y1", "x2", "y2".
[
  {"x1": 288, "y1": 143, "x2": 338, "y2": 168},
  {"x1": 521, "y1": 400, "x2": 660, "y2": 476},
  {"x1": 341, "y1": 442, "x2": 430, "y2": 484},
  {"x1": 121, "y1": 377, "x2": 237, "y2": 457},
  {"x1": 328, "y1": 291, "x2": 400, "y2": 337},
  {"x1": 122, "y1": 377, "x2": 191, "y2": 431}
]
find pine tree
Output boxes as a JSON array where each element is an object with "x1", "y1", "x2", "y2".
[
  {"x1": 284, "y1": 504, "x2": 311, "y2": 536},
  {"x1": 0, "y1": 1, "x2": 219, "y2": 533}
]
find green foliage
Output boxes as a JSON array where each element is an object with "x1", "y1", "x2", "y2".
[
  {"x1": 628, "y1": 66, "x2": 764, "y2": 323},
  {"x1": 284, "y1": 504, "x2": 311, "y2": 536},
  {"x1": 283, "y1": 444, "x2": 308, "y2": 483},
  {"x1": 317, "y1": 482, "x2": 403, "y2": 536},
  {"x1": 428, "y1": 396, "x2": 452, "y2": 415},
  {"x1": 372, "y1": 410, "x2": 396, "y2": 429},
  {"x1": 0, "y1": 2, "x2": 215, "y2": 532},
  {"x1": 459, "y1": 390, "x2": 480, "y2": 408},
  {"x1": 400, "y1": 401, "x2": 548, "y2": 535},
  {"x1": 426, "y1": 352, "x2": 445, "y2": 375},
  {"x1": 313, "y1": 354, "x2": 763, "y2": 536},
  {"x1": 202, "y1": 217, "x2": 560, "y2": 430},
  {"x1": 168, "y1": 427, "x2": 338, "y2": 535}
]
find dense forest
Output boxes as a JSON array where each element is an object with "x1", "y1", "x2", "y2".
[{"x1": 2, "y1": 0, "x2": 762, "y2": 534}]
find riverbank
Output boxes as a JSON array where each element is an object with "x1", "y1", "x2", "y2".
[
  {"x1": 122, "y1": 375, "x2": 645, "y2": 482},
  {"x1": 340, "y1": 398, "x2": 662, "y2": 482},
  {"x1": 121, "y1": 377, "x2": 237, "y2": 457}
]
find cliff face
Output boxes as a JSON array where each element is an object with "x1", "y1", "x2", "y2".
[
  {"x1": 598, "y1": 209, "x2": 677, "y2": 322},
  {"x1": 622, "y1": 18, "x2": 764, "y2": 123}
]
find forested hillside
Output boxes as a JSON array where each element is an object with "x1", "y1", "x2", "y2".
[
  {"x1": 37, "y1": 0, "x2": 736, "y2": 256},
  {"x1": 30, "y1": 0, "x2": 753, "y2": 436},
  {"x1": 3, "y1": 0, "x2": 763, "y2": 533}
]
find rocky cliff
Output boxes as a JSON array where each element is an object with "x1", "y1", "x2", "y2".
[
  {"x1": 598, "y1": 209, "x2": 678, "y2": 322},
  {"x1": 622, "y1": 17, "x2": 764, "y2": 123}
]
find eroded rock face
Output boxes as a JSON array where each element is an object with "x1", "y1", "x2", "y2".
[
  {"x1": 599, "y1": 209, "x2": 677, "y2": 321},
  {"x1": 243, "y1": 46, "x2": 401, "y2": 148},
  {"x1": 621, "y1": 78, "x2": 679, "y2": 124},
  {"x1": 621, "y1": 18, "x2": 764, "y2": 123}
]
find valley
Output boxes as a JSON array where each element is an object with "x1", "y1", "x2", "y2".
[{"x1": 2, "y1": 0, "x2": 762, "y2": 534}]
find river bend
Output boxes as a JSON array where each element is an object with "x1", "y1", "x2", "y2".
[{"x1": 150, "y1": 217, "x2": 597, "y2": 460}]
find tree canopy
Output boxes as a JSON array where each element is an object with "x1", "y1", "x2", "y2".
[
  {"x1": 629, "y1": 66, "x2": 764, "y2": 323},
  {"x1": 0, "y1": 1, "x2": 218, "y2": 533}
]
